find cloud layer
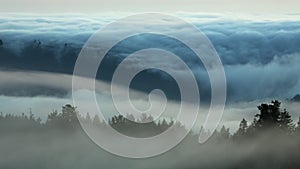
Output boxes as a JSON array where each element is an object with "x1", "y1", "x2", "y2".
[{"x1": 0, "y1": 13, "x2": 300, "y2": 104}]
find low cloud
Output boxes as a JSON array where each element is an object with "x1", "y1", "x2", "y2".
[
  {"x1": 0, "y1": 70, "x2": 299, "y2": 132},
  {"x1": 0, "y1": 13, "x2": 300, "y2": 125}
]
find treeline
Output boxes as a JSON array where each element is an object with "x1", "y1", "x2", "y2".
[
  {"x1": 1, "y1": 100, "x2": 300, "y2": 141},
  {"x1": 232, "y1": 100, "x2": 300, "y2": 140},
  {"x1": 1, "y1": 100, "x2": 300, "y2": 169},
  {"x1": 0, "y1": 104, "x2": 185, "y2": 138}
]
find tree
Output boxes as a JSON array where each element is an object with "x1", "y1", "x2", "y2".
[
  {"x1": 256, "y1": 100, "x2": 281, "y2": 129},
  {"x1": 46, "y1": 110, "x2": 60, "y2": 126},
  {"x1": 61, "y1": 104, "x2": 78, "y2": 124},
  {"x1": 278, "y1": 109, "x2": 294, "y2": 132},
  {"x1": 245, "y1": 117, "x2": 258, "y2": 136},
  {"x1": 234, "y1": 118, "x2": 248, "y2": 139},
  {"x1": 0, "y1": 39, "x2": 3, "y2": 47},
  {"x1": 220, "y1": 125, "x2": 230, "y2": 140},
  {"x1": 46, "y1": 104, "x2": 79, "y2": 129},
  {"x1": 239, "y1": 118, "x2": 248, "y2": 133},
  {"x1": 251, "y1": 100, "x2": 294, "y2": 134}
]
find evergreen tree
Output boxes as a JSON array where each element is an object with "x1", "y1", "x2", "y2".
[
  {"x1": 61, "y1": 104, "x2": 78, "y2": 123},
  {"x1": 239, "y1": 118, "x2": 248, "y2": 133},
  {"x1": 256, "y1": 100, "x2": 281, "y2": 129},
  {"x1": 234, "y1": 118, "x2": 248, "y2": 139},
  {"x1": 46, "y1": 110, "x2": 60, "y2": 126},
  {"x1": 220, "y1": 125, "x2": 230, "y2": 140},
  {"x1": 278, "y1": 109, "x2": 294, "y2": 132}
]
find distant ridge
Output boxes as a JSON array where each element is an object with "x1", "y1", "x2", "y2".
[{"x1": 291, "y1": 94, "x2": 300, "y2": 102}]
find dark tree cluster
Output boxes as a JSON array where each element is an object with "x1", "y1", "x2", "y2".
[
  {"x1": 1, "y1": 100, "x2": 299, "y2": 140},
  {"x1": 108, "y1": 114, "x2": 186, "y2": 138},
  {"x1": 233, "y1": 100, "x2": 299, "y2": 140},
  {"x1": 0, "y1": 104, "x2": 184, "y2": 137},
  {"x1": 1, "y1": 100, "x2": 300, "y2": 169}
]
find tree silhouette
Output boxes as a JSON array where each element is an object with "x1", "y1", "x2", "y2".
[
  {"x1": 233, "y1": 118, "x2": 248, "y2": 139},
  {"x1": 255, "y1": 100, "x2": 281, "y2": 129},
  {"x1": 246, "y1": 117, "x2": 258, "y2": 136},
  {"x1": 61, "y1": 104, "x2": 80, "y2": 129},
  {"x1": 278, "y1": 109, "x2": 294, "y2": 132},
  {"x1": 45, "y1": 104, "x2": 80, "y2": 130},
  {"x1": 1, "y1": 100, "x2": 299, "y2": 144},
  {"x1": 1, "y1": 101, "x2": 300, "y2": 169},
  {"x1": 46, "y1": 110, "x2": 59, "y2": 124},
  {"x1": 233, "y1": 100, "x2": 296, "y2": 140},
  {"x1": 253, "y1": 100, "x2": 294, "y2": 132},
  {"x1": 220, "y1": 125, "x2": 230, "y2": 140},
  {"x1": 239, "y1": 118, "x2": 248, "y2": 132}
]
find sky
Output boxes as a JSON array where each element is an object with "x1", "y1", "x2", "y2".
[{"x1": 0, "y1": 0, "x2": 300, "y2": 13}]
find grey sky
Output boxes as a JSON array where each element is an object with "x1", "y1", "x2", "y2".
[{"x1": 0, "y1": 0, "x2": 299, "y2": 13}]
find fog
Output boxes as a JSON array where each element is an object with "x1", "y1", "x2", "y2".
[
  {"x1": 1, "y1": 125, "x2": 300, "y2": 169},
  {"x1": 1, "y1": 13, "x2": 300, "y2": 168}
]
